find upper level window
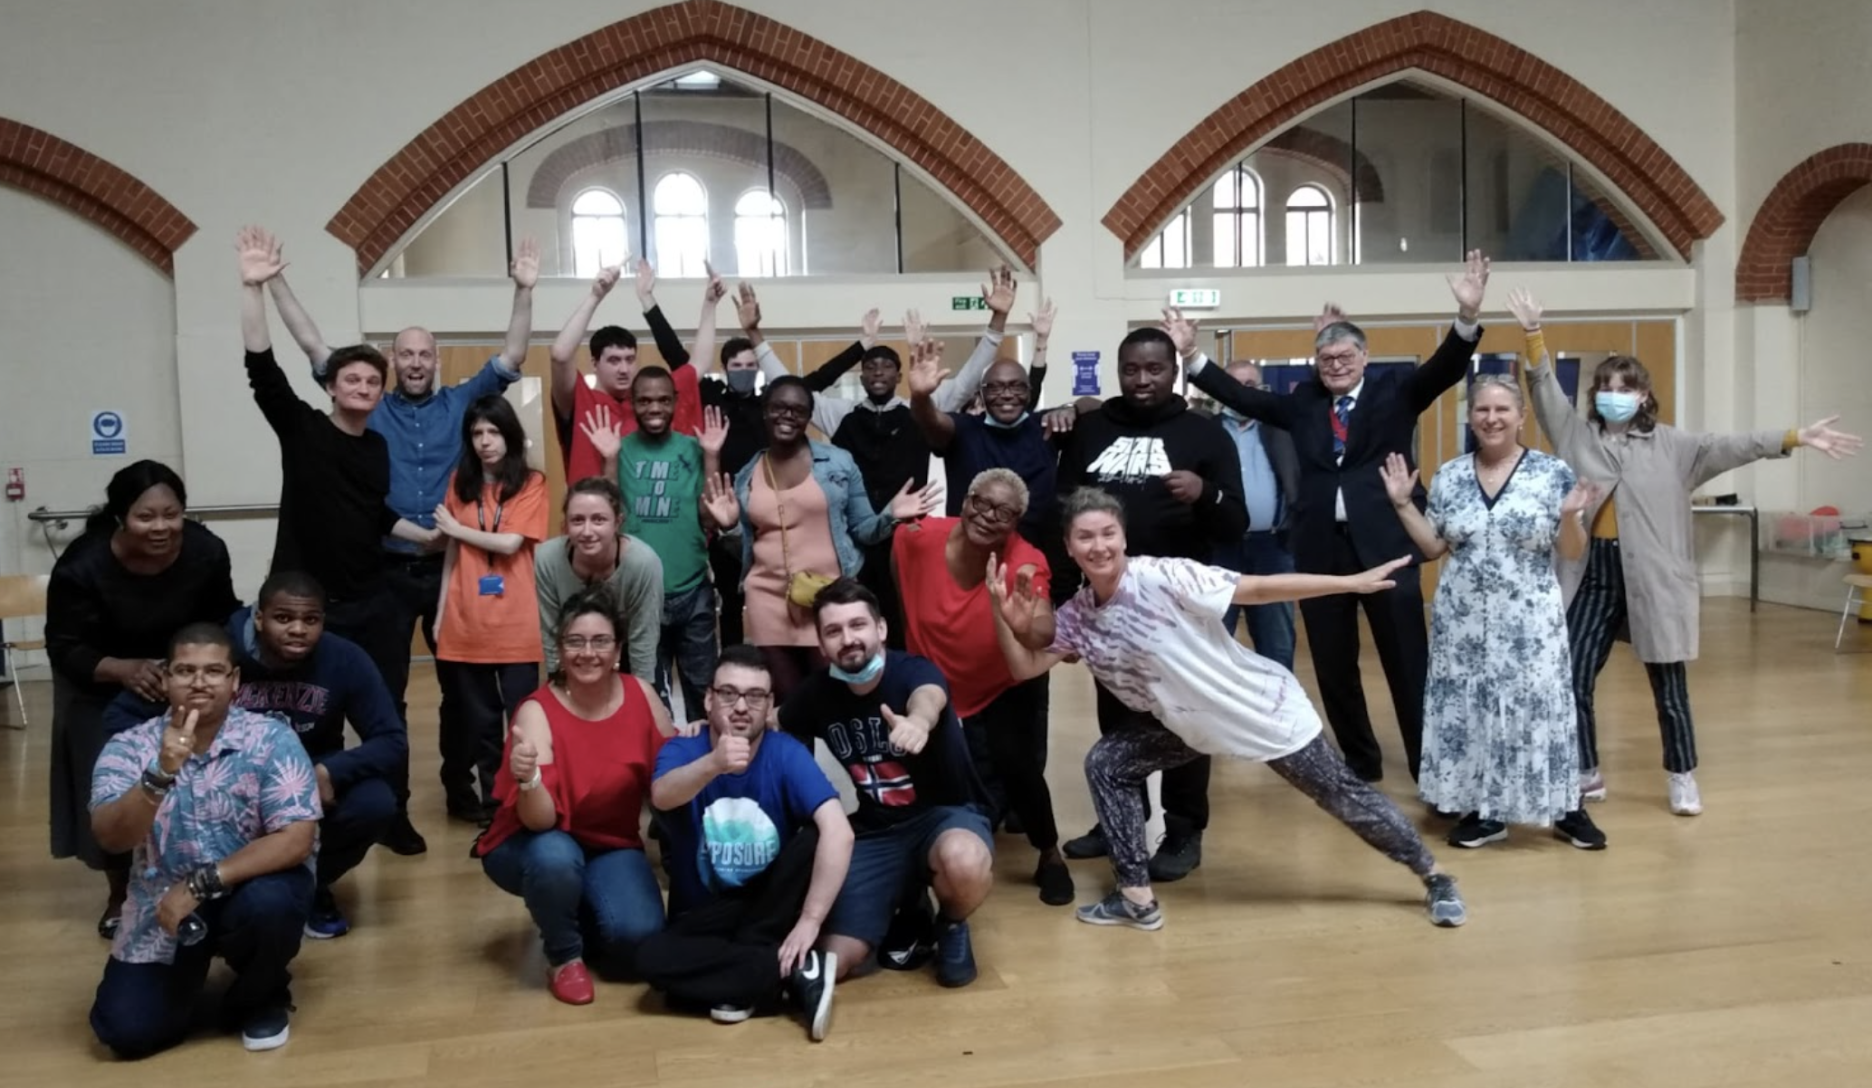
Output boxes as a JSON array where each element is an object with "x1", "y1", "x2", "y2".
[
  {"x1": 1138, "y1": 208, "x2": 1190, "y2": 269},
  {"x1": 1212, "y1": 167, "x2": 1262, "y2": 268},
  {"x1": 653, "y1": 172, "x2": 710, "y2": 276},
  {"x1": 1285, "y1": 185, "x2": 1333, "y2": 266},
  {"x1": 734, "y1": 190, "x2": 788, "y2": 277},
  {"x1": 570, "y1": 188, "x2": 627, "y2": 277}
]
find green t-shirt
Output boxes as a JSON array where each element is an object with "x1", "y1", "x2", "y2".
[{"x1": 617, "y1": 431, "x2": 708, "y2": 593}]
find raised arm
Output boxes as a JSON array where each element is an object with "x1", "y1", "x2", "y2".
[
  {"x1": 650, "y1": 735, "x2": 734, "y2": 810},
  {"x1": 1404, "y1": 249, "x2": 1490, "y2": 411},
  {"x1": 907, "y1": 339, "x2": 959, "y2": 452},
  {"x1": 1380, "y1": 453, "x2": 1448, "y2": 561},
  {"x1": 550, "y1": 265, "x2": 623, "y2": 421},
  {"x1": 266, "y1": 273, "x2": 333, "y2": 371},
  {"x1": 496, "y1": 236, "x2": 540, "y2": 371},
  {"x1": 1026, "y1": 298, "x2": 1055, "y2": 412},
  {"x1": 1506, "y1": 288, "x2": 1586, "y2": 453},
  {"x1": 236, "y1": 227, "x2": 317, "y2": 434},
  {"x1": 90, "y1": 713, "x2": 195, "y2": 854},
  {"x1": 985, "y1": 556, "x2": 1069, "y2": 681},
  {"x1": 636, "y1": 259, "x2": 690, "y2": 369},
  {"x1": 930, "y1": 266, "x2": 1015, "y2": 412},
  {"x1": 802, "y1": 309, "x2": 878, "y2": 394},
  {"x1": 1234, "y1": 556, "x2": 1410, "y2": 606},
  {"x1": 1164, "y1": 307, "x2": 1296, "y2": 428},
  {"x1": 688, "y1": 263, "x2": 725, "y2": 374}
]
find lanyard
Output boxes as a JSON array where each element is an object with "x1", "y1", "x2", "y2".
[{"x1": 477, "y1": 497, "x2": 504, "y2": 533}]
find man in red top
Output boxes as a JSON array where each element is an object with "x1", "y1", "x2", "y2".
[
  {"x1": 892, "y1": 465, "x2": 1069, "y2": 905},
  {"x1": 551, "y1": 260, "x2": 722, "y2": 483}
]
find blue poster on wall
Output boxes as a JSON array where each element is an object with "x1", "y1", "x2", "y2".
[{"x1": 1071, "y1": 351, "x2": 1100, "y2": 396}]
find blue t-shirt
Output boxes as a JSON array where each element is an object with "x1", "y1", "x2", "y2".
[
  {"x1": 653, "y1": 729, "x2": 838, "y2": 916},
  {"x1": 778, "y1": 651, "x2": 983, "y2": 835}
]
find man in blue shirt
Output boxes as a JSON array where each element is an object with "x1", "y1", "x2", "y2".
[
  {"x1": 639, "y1": 645, "x2": 853, "y2": 1041},
  {"x1": 265, "y1": 239, "x2": 540, "y2": 847},
  {"x1": 229, "y1": 571, "x2": 408, "y2": 941},
  {"x1": 1216, "y1": 360, "x2": 1301, "y2": 670}
]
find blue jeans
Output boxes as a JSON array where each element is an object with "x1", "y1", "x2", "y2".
[
  {"x1": 657, "y1": 581, "x2": 719, "y2": 722},
  {"x1": 90, "y1": 867, "x2": 314, "y2": 1059},
  {"x1": 316, "y1": 776, "x2": 396, "y2": 891},
  {"x1": 1218, "y1": 532, "x2": 1297, "y2": 671},
  {"x1": 481, "y1": 830, "x2": 666, "y2": 974}
]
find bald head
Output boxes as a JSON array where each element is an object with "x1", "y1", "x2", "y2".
[
  {"x1": 391, "y1": 326, "x2": 439, "y2": 397},
  {"x1": 981, "y1": 358, "x2": 1032, "y2": 424}
]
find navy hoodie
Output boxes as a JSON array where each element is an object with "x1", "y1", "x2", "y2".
[{"x1": 226, "y1": 605, "x2": 408, "y2": 792}]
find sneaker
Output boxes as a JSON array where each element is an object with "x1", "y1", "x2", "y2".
[
  {"x1": 1035, "y1": 856, "x2": 1075, "y2": 906},
  {"x1": 303, "y1": 886, "x2": 350, "y2": 940},
  {"x1": 548, "y1": 959, "x2": 595, "y2": 1005},
  {"x1": 878, "y1": 894, "x2": 935, "y2": 971},
  {"x1": 1074, "y1": 890, "x2": 1164, "y2": 931},
  {"x1": 240, "y1": 1006, "x2": 291, "y2": 1052},
  {"x1": 1580, "y1": 768, "x2": 1607, "y2": 802},
  {"x1": 709, "y1": 1004, "x2": 753, "y2": 1024},
  {"x1": 379, "y1": 813, "x2": 428, "y2": 856},
  {"x1": 789, "y1": 949, "x2": 837, "y2": 1041},
  {"x1": 1062, "y1": 824, "x2": 1110, "y2": 860},
  {"x1": 1446, "y1": 814, "x2": 1509, "y2": 849},
  {"x1": 1423, "y1": 873, "x2": 1467, "y2": 928},
  {"x1": 1147, "y1": 828, "x2": 1203, "y2": 882},
  {"x1": 1668, "y1": 772, "x2": 1702, "y2": 816},
  {"x1": 1553, "y1": 809, "x2": 1608, "y2": 850},
  {"x1": 933, "y1": 918, "x2": 977, "y2": 988}
]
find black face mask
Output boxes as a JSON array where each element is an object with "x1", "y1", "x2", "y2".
[{"x1": 724, "y1": 369, "x2": 757, "y2": 395}]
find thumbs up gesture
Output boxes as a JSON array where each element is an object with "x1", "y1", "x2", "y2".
[
  {"x1": 713, "y1": 734, "x2": 753, "y2": 775},
  {"x1": 511, "y1": 734, "x2": 540, "y2": 783},
  {"x1": 880, "y1": 704, "x2": 930, "y2": 755}
]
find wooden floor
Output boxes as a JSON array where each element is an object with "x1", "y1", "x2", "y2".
[{"x1": 4, "y1": 598, "x2": 1871, "y2": 1086}]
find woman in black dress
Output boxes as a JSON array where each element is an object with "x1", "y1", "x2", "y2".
[{"x1": 45, "y1": 461, "x2": 239, "y2": 936}]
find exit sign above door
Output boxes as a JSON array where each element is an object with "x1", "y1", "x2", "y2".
[
  {"x1": 951, "y1": 296, "x2": 987, "y2": 310},
  {"x1": 1167, "y1": 289, "x2": 1221, "y2": 309}
]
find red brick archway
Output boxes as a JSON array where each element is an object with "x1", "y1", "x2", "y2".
[
  {"x1": 1735, "y1": 144, "x2": 1872, "y2": 303},
  {"x1": 328, "y1": 0, "x2": 1061, "y2": 275},
  {"x1": 1102, "y1": 11, "x2": 1721, "y2": 262},
  {"x1": 0, "y1": 118, "x2": 196, "y2": 275}
]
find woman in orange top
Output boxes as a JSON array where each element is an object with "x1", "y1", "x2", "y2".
[{"x1": 436, "y1": 395, "x2": 550, "y2": 821}]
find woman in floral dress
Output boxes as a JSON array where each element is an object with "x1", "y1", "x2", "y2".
[{"x1": 1379, "y1": 376, "x2": 1604, "y2": 850}]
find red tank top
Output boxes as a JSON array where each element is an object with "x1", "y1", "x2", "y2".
[{"x1": 475, "y1": 680, "x2": 665, "y2": 855}]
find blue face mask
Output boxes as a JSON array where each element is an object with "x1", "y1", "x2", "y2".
[
  {"x1": 828, "y1": 652, "x2": 885, "y2": 685},
  {"x1": 1594, "y1": 391, "x2": 1641, "y2": 423},
  {"x1": 983, "y1": 411, "x2": 1030, "y2": 430},
  {"x1": 724, "y1": 369, "x2": 758, "y2": 395}
]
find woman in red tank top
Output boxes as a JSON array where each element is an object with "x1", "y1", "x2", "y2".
[{"x1": 476, "y1": 590, "x2": 675, "y2": 1005}]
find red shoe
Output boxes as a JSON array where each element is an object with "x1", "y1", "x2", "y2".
[{"x1": 548, "y1": 959, "x2": 595, "y2": 1005}]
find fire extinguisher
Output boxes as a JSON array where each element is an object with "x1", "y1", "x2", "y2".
[{"x1": 4, "y1": 468, "x2": 23, "y2": 502}]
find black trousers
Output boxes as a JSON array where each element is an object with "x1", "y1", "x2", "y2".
[
  {"x1": 709, "y1": 533, "x2": 745, "y2": 648},
  {"x1": 636, "y1": 825, "x2": 819, "y2": 1012},
  {"x1": 1095, "y1": 683, "x2": 1210, "y2": 832},
  {"x1": 379, "y1": 555, "x2": 456, "y2": 812},
  {"x1": 1297, "y1": 524, "x2": 1428, "y2": 781},
  {"x1": 856, "y1": 540, "x2": 906, "y2": 651},
  {"x1": 435, "y1": 661, "x2": 539, "y2": 809},
  {"x1": 325, "y1": 586, "x2": 415, "y2": 808},
  {"x1": 962, "y1": 677, "x2": 1060, "y2": 851}
]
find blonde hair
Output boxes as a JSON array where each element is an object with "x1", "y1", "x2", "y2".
[{"x1": 1468, "y1": 374, "x2": 1525, "y2": 411}]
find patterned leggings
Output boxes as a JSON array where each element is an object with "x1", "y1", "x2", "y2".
[{"x1": 1085, "y1": 730, "x2": 1437, "y2": 888}]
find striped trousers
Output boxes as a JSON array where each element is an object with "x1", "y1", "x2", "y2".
[{"x1": 1566, "y1": 538, "x2": 1697, "y2": 774}]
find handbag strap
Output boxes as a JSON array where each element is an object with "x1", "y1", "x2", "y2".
[{"x1": 763, "y1": 453, "x2": 792, "y2": 580}]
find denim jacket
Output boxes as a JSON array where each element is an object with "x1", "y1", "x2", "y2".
[{"x1": 733, "y1": 440, "x2": 895, "y2": 587}]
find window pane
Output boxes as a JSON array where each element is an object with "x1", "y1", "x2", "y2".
[
  {"x1": 572, "y1": 203, "x2": 629, "y2": 278},
  {"x1": 769, "y1": 95, "x2": 895, "y2": 274},
  {"x1": 387, "y1": 168, "x2": 508, "y2": 276},
  {"x1": 654, "y1": 172, "x2": 708, "y2": 215},
  {"x1": 1570, "y1": 171, "x2": 1646, "y2": 261},
  {"x1": 734, "y1": 190, "x2": 787, "y2": 277},
  {"x1": 1464, "y1": 108, "x2": 1570, "y2": 261},
  {"x1": 900, "y1": 169, "x2": 1002, "y2": 272},
  {"x1": 502, "y1": 95, "x2": 642, "y2": 277},
  {"x1": 1285, "y1": 187, "x2": 1333, "y2": 266},
  {"x1": 1352, "y1": 82, "x2": 1462, "y2": 264},
  {"x1": 572, "y1": 188, "x2": 623, "y2": 216},
  {"x1": 1213, "y1": 170, "x2": 1239, "y2": 208},
  {"x1": 1213, "y1": 211, "x2": 1238, "y2": 267},
  {"x1": 639, "y1": 73, "x2": 767, "y2": 276},
  {"x1": 1241, "y1": 99, "x2": 1352, "y2": 267}
]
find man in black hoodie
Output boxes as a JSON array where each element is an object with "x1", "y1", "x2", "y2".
[{"x1": 1051, "y1": 327, "x2": 1247, "y2": 880}]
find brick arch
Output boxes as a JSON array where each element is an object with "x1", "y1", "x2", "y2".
[
  {"x1": 328, "y1": 0, "x2": 1060, "y2": 275},
  {"x1": 1102, "y1": 11, "x2": 1721, "y2": 261},
  {"x1": 1735, "y1": 143, "x2": 1872, "y2": 303},
  {"x1": 523, "y1": 121, "x2": 832, "y2": 211},
  {"x1": 0, "y1": 118, "x2": 196, "y2": 275}
]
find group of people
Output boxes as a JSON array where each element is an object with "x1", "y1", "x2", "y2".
[{"x1": 41, "y1": 227, "x2": 1860, "y2": 1059}]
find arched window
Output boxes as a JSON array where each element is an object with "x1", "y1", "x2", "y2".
[
  {"x1": 1212, "y1": 167, "x2": 1262, "y2": 268},
  {"x1": 734, "y1": 190, "x2": 788, "y2": 277},
  {"x1": 570, "y1": 188, "x2": 628, "y2": 278},
  {"x1": 653, "y1": 172, "x2": 710, "y2": 276},
  {"x1": 1139, "y1": 209, "x2": 1190, "y2": 270},
  {"x1": 1285, "y1": 185, "x2": 1333, "y2": 267}
]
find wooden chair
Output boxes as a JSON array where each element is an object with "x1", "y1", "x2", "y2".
[
  {"x1": 1835, "y1": 574, "x2": 1872, "y2": 653},
  {"x1": 0, "y1": 575, "x2": 50, "y2": 728}
]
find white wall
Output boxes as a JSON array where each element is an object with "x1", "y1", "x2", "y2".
[{"x1": 0, "y1": 0, "x2": 1762, "y2": 597}]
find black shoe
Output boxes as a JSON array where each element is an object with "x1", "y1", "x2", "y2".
[
  {"x1": 1062, "y1": 824, "x2": 1109, "y2": 860},
  {"x1": 1553, "y1": 809, "x2": 1608, "y2": 851},
  {"x1": 1002, "y1": 811, "x2": 1026, "y2": 837},
  {"x1": 1446, "y1": 813, "x2": 1508, "y2": 848},
  {"x1": 1035, "y1": 855, "x2": 1074, "y2": 906},
  {"x1": 379, "y1": 813, "x2": 428, "y2": 856},
  {"x1": 1147, "y1": 827, "x2": 1203, "y2": 883},
  {"x1": 789, "y1": 949, "x2": 836, "y2": 1041},
  {"x1": 878, "y1": 894, "x2": 935, "y2": 971},
  {"x1": 934, "y1": 918, "x2": 977, "y2": 988}
]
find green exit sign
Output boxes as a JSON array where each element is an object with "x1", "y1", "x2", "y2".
[
  {"x1": 1167, "y1": 288, "x2": 1221, "y2": 309},
  {"x1": 951, "y1": 295, "x2": 987, "y2": 311}
]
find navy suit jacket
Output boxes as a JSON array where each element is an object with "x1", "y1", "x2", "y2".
[{"x1": 1191, "y1": 327, "x2": 1478, "y2": 575}]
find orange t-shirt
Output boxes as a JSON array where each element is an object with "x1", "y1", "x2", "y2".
[
  {"x1": 437, "y1": 472, "x2": 549, "y2": 664},
  {"x1": 564, "y1": 370, "x2": 702, "y2": 485}
]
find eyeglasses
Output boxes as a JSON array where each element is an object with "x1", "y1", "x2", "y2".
[
  {"x1": 766, "y1": 403, "x2": 811, "y2": 421},
  {"x1": 1316, "y1": 351, "x2": 1362, "y2": 369},
  {"x1": 562, "y1": 635, "x2": 618, "y2": 652},
  {"x1": 167, "y1": 663, "x2": 233, "y2": 682},
  {"x1": 709, "y1": 685, "x2": 772, "y2": 708},
  {"x1": 982, "y1": 381, "x2": 1031, "y2": 397},
  {"x1": 966, "y1": 493, "x2": 1021, "y2": 525}
]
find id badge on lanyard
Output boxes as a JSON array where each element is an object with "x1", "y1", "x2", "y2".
[{"x1": 477, "y1": 498, "x2": 506, "y2": 596}]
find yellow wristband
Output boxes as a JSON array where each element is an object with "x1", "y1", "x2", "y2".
[
  {"x1": 1783, "y1": 428, "x2": 1800, "y2": 452},
  {"x1": 1525, "y1": 328, "x2": 1548, "y2": 363}
]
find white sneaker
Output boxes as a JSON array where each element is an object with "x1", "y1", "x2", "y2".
[
  {"x1": 1581, "y1": 769, "x2": 1607, "y2": 802},
  {"x1": 1668, "y1": 772, "x2": 1702, "y2": 816}
]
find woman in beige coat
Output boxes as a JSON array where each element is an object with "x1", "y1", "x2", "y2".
[{"x1": 1505, "y1": 289, "x2": 1861, "y2": 816}]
